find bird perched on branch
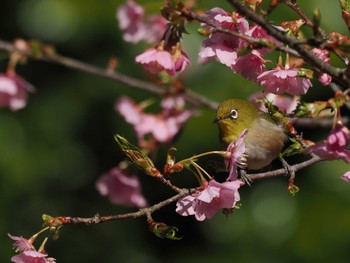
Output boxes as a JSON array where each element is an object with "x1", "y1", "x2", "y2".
[{"x1": 214, "y1": 99, "x2": 287, "y2": 170}]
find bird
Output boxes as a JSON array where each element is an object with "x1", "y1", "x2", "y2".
[{"x1": 214, "y1": 99, "x2": 287, "y2": 170}]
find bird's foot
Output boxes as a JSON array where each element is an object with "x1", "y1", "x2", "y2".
[{"x1": 239, "y1": 169, "x2": 252, "y2": 186}]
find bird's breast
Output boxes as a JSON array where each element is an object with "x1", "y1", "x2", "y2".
[{"x1": 244, "y1": 118, "x2": 287, "y2": 170}]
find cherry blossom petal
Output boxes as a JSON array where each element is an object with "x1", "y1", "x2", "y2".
[
  {"x1": 136, "y1": 48, "x2": 175, "y2": 74},
  {"x1": 341, "y1": 171, "x2": 350, "y2": 182},
  {"x1": 115, "y1": 96, "x2": 142, "y2": 124},
  {"x1": 225, "y1": 129, "x2": 248, "y2": 181},
  {"x1": 258, "y1": 67, "x2": 312, "y2": 95},
  {"x1": 11, "y1": 250, "x2": 55, "y2": 263}
]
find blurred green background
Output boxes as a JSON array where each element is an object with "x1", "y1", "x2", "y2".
[{"x1": 1, "y1": 0, "x2": 350, "y2": 262}]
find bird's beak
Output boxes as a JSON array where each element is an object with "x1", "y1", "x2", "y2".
[{"x1": 213, "y1": 117, "x2": 222, "y2": 124}]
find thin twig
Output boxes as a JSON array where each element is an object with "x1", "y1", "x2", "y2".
[{"x1": 282, "y1": 0, "x2": 328, "y2": 40}]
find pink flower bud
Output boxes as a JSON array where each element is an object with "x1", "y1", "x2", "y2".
[{"x1": 0, "y1": 73, "x2": 34, "y2": 111}]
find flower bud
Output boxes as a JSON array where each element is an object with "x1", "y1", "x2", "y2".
[
  {"x1": 148, "y1": 220, "x2": 182, "y2": 240},
  {"x1": 115, "y1": 134, "x2": 161, "y2": 177}
]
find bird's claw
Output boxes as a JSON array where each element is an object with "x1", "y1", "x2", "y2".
[{"x1": 239, "y1": 169, "x2": 252, "y2": 186}]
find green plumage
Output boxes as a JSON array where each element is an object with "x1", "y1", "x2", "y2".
[{"x1": 215, "y1": 99, "x2": 287, "y2": 170}]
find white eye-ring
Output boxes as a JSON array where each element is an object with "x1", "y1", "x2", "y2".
[{"x1": 229, "y1": 109, "x2": 238, "y2": 120}]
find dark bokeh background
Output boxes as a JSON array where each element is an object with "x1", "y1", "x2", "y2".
[{"x1": 1, "y1": 0, "x2": 350, "y2": 262}]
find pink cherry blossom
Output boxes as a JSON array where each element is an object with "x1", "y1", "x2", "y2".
[
  {"x1": 135, "y1": 48, "x2": 175, "y2": 74},
  {"x1": 0, "y1": 72, "x2": 35, "y2": 111},
  {"x1": 8, "y1": 234, "x2": 35, "y2": 252},
  {"x1": 161, "y1": 95, "x2": 185, "y2": 110},
  {"x1": 115, "y1": 96, "x2": 141, "y2": 124},
  {"x1": 201, "y1": 8, "x2": 249, "y2": 33},
  {"x1": 11, "y1": 250, "x2": 56, "y2": 263},
  {"x1": 306, "y1": 124, "x2": 350, "y2": 162},
  {"x1": 137, "y1": 110, "x2": 193, "y2": 143},
  {"x1": 136, "y1": 44, "x2": 190, "y2": 76},
  {"x1": 116, "y1": 0, "x2": 167, "y2": 44},
  {"x1": 248, "y1": 92, "x2": 298, "y2": 114},
  {"x1": 96, "y1": 167, "x2": 148, "y2": 208},
  {"x1": 176, "y1": 179, "x2": 244, "y2": 221},
  {"x1": 318, "y1": 72, "x2": 332, "y2": 86},
  {"x1": 198, "y1": 8, "x2": 248, "y2": 67},
  {"x1": 341, "y1": 170, "x2": 350, "y2": 182},
  {"x1": 115, "y1": 96, "x2": 193, "y2": 143},
  {"x1": 225, "y1": 129, "x2": 248, "y2": 181},
  {"x1": 311, "y1": 48, "x2": 332, "y2": 86},
  {"x1": 199, "y1": 34, "x2": 240, "y2": 66},
  {"x1": 116, "y1": 0, "x2": 146, "y2": 43},
  {"x1": 311, "y1": 48, "x2": 330, "y2": 63},
  {"x1": 143, "y1": 15, "x2": 168, "y2": 43},
  {"x1": 257, "y1": 65, "x2": 312, "y2": 95},
  {"x1": 231, "y1": 50, "x2": 266, "y2": 81}
]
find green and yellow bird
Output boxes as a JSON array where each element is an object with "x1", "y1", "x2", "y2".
[{"x1": 214, "y1": 99, "x2": 287, "y2": 170}]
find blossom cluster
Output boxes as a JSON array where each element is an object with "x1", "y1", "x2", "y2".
[
  {"x1": 117, "y1": 0, "x2": 191, "y2": 75},
  {"x1": 118, "y1": 2, "x2": 332, "y2": 95},
  {"x1": 198, "y1": 8, "x2": 329, "y2": 95}
]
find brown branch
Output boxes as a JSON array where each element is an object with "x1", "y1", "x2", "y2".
[
  {"x1": 0, "y1": 39, "x2": 218, "y2": 110},
  {"x1": 248, "y1": 155, "x2": 323, "y2": 180},
  {"x1": 156, "y1": 176, "x2": 184, "y2": 193},
  {"x1": 227, "y1": 0, "x2": 349, "y2": 89},
  {"x1": 292, "y1": 116, "x2": 349, "y2": 128},
  {"x1": 50, "y1": 189, "x2": 190, "y2": 226}
]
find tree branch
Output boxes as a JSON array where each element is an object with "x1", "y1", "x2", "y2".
[
  {"x1": 0, "y1": 39, "x2": 218, "y2": 110},
  {"x1": 47, "y1": 154, "x2": 324, "y2": 226},
  {"x1": 48, "y1": 189, "x2": 190, "y2": 226},
  {"x1": 292, "y1": 116, "x2": 349, "y2": 128},
  {"x1": 248, "y1": 155, "x2": 323, "y2": 180}
]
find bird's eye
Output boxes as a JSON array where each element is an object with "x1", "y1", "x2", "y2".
[{"x1": 229, "y1": 109, "x2": 238, "y2": 120}]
